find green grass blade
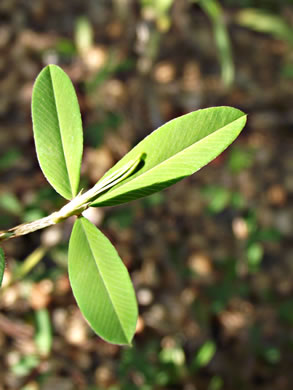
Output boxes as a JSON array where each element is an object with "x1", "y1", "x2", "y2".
[
  {"x1": 0, "y1": 248, "x2": 5, "y2": 287},
  {"x1": 35, "y1": 308, "x2": 53, "y2": 357},
  {"x1": 68, "y1": 217, "x2": 138, "y2": 345},
  {"x1": 32, "y1": 65, "x2": 83, "y2": 200},
  {"x1": 236, "y1": 8, "x2": 293, "y2": 47},
  {"x1": 91, "y1": 106, "x2": 246, "y2": 207},
  {"x1": 199, "y1": 0, "x2": 234, "y2": 87}
]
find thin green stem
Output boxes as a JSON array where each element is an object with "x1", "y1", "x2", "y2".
[{"x1": 1, "y1": 246, "x2": 46, "y2": 293}]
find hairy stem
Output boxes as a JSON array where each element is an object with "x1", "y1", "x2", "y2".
[
  {"x1": 0, "y1": 215, "x2": 58, "y2": 242},
  {"x1": 0, "y1": 153, "x2": 143, "y2": 242}
]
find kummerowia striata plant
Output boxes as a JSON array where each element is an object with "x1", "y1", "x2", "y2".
[{"x1": 0, "y1": 65, "x2": 247, "y2": 345}]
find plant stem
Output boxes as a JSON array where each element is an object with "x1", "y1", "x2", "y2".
[
  {"x1": 0, "y1": 215, "x2": 58, "y2": 242},
  {"x1": 0, "y1": 153, "x2": 143, "y2": 242}
]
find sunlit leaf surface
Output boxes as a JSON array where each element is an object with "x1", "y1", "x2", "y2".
[
  {"x1": 32, "y1": 64, "x2": 83, "y2": 200},
  {"x1": 91, "y1": 106, "x2": 246, "y2": 207},
  {"x1": 68, "y1": 217, "x2": 138, "y2": 345}
]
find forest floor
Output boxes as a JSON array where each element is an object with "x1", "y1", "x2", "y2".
[{"x1": 0, "y1": 1, "x2": 293, "y2": 390}]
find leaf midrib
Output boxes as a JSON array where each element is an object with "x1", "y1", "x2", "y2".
[
  {"x1": 80, "y1": 220, "x2": 129, "y2": 343},
  {"x1": 48, "y1": 67, "x2": 74, "y2": 198},
  {"x1": 95, "y1": 113, "x2": 246, "y2": 202}
]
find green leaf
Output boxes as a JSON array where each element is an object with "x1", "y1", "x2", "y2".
[
  {"x1": 0, "y1": 247, "x2": 5, "y2": 287},
  {"x1": 192, "y1": 340, "x2": 216, "y2": 370},
  {"x1": 91, "y1": 106, "x2": 246, "y2": 207},
  {"x1": 0, "y1": 192, "x2": 22, "y2": 215},
  {"x1": 68, "y1": 217, "x2": 138, "y2": 345},
  {"x1": 32, "y1": 64, "x2": 83, "y2": 200}
]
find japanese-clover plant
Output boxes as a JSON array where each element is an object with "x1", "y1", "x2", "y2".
[{"x1": 0, "y1": 65, "x2": 246, "y2": 345}]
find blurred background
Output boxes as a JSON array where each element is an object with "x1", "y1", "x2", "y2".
[{"x1": 0, "y1": 0, "x2": 293, "y2": 389}]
